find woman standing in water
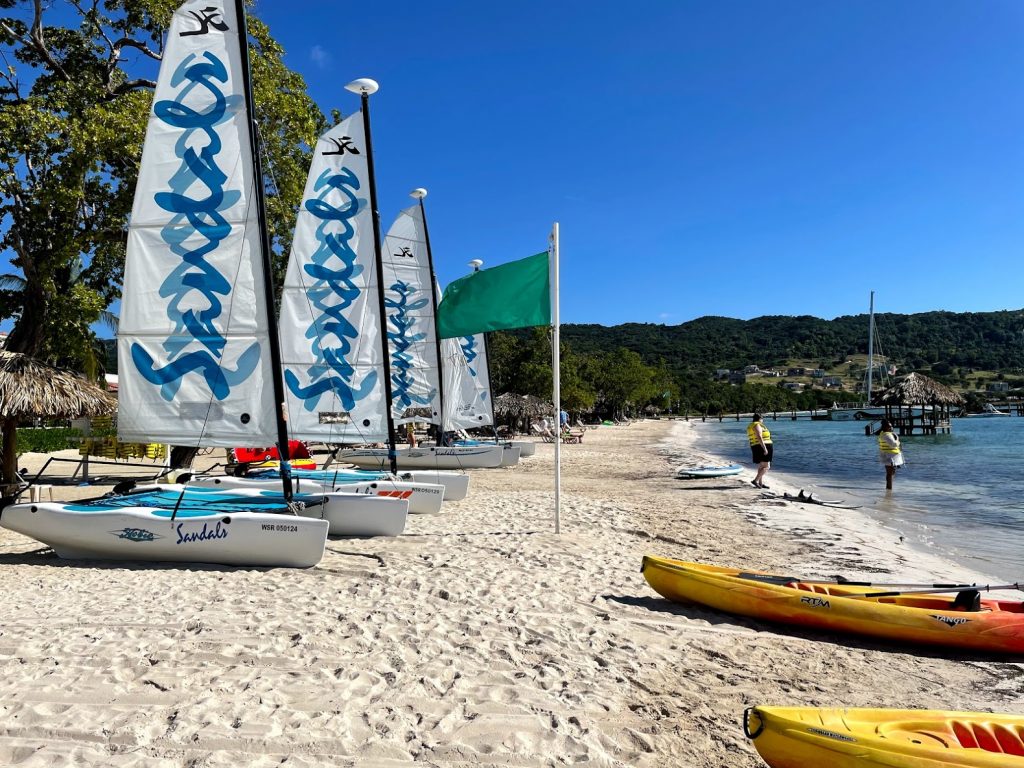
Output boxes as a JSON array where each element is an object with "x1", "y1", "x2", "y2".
[
  {"x1": 747, "y1": 413, "x2": 773, "y2": 489},
  {"x1": 878, "y1": 419, "x2": 904, "y2": 490}
]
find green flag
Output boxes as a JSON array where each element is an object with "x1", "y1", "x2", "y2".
[{"x1": 436, "y1": 251, "x2": 551, "y2": 338}]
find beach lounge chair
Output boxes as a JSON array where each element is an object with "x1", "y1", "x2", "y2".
[{"x1": 531, "y1": 423, "x2": 556, "y2": 443}]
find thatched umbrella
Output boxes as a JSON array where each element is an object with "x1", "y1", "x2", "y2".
[
  {"x1": 876, "y1": 372, "x2": 965, "y2": 406},
  {"x1": 0, "y1": 351, "x2": 116, "y2": 501},
  {"x1": 492, "y1": 393, "x2": 554, "y2": 433}
]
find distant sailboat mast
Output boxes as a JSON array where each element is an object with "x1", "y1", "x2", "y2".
[{"x1": 866, "y1": 290, "x2": 875, "y2": 406}]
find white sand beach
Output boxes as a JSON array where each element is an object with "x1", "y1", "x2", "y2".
[{"x1": 1, "y1": 420, "x2": 1022, "y2": 767}]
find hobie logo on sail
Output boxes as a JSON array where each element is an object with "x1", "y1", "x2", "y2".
[
  {"x1": 386, "y1": 280, "x2": 437, "y2": 411},
  {"x1": 284, "y1": 147, "x2": 378, "y2": 412},
  {"x1": 131, "y1": 15, "x2": 262, "y2": 403}
]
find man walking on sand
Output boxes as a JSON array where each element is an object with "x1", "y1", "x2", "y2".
[{"x1": 747, "y1": 413, "x2": 773, "y2": 489}]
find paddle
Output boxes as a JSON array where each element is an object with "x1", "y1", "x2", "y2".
[{"x1": 845, "y1": 583, "x2": 1023, "y2": 599}]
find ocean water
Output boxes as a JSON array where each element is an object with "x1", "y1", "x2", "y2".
[{"x1": 690, "y1": 416, "x2": 1024, "y2": 581}]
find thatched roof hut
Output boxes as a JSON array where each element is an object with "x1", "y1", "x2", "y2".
[
  {"x1": 493, "y1": 393, "x2": 554, "y2": 420},
  {"x1": 0, "y1": 351, "x2": 116, "y2": 500},
  {"x1": 876, "y1": 372, "x2": 965, "y2": 406}
]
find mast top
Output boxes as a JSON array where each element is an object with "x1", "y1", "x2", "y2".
[
  {"x1": 410, "y1": 188, "x2": 428, "y2": 200},
  {"x1": 345, "y1": 78, "x2": 379, "y2": 95},
  {"x1": 468, "y1": 259, "x2": 483, "y2": 271}
]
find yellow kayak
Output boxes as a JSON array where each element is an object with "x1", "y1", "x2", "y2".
[
  {"x1": 641, "y1": 555, "x2": 1024, "y2": 653},
  {"x1": 745, "y1": 706, "x2": 1024, "y2": 767}
]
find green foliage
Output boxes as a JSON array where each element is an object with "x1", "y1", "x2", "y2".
[
  {"x1": 561, "y1": 309, "x2": 1024, "y2": 379},
  {"x1": 15, "y1": 427, "x2": 83, "y2": 456},
  {"x1": 0, "y1": 1, "x2": 323, "y2": 371}
]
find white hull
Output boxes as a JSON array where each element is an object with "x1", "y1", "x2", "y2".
[
  {"x1": 0, "y1": 494, "x2": 328, "y2": 568},
  {"x1": 829, "y1": 406, "x2": 888, "y2": 421},
  {"x1": 498, "y1": 446, "x2": 521, "y2": 467},
  {"x1": 513, "y1": 440, "x2": 536, "y2": 458},
  {"x1": 400, "y1": 471, "x2": 470, "y2": 501},
  {"x1": 338, "y1": 445, "x2": 505, "y2": 470},
  {"x1": 191, "y1": 475, "x2": 442, "y2": 515},
  {"x1": 306, "y1": 493, "x2": 407, "y2": 537}
]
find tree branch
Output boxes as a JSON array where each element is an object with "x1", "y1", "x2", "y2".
[{"x1": 29, "y1": 0, "x2": 70, "y2": 81}]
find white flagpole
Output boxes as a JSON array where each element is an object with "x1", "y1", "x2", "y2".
[{"x1": 551, "y1": 223, "x2": 561, "y2": 534}]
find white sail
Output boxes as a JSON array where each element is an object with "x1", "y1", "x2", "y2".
[
  {"x1": 279, "y1": 115, "x2": 388, "y2": 443},
  {"x1": 443, "y1": 333, "x2": 493, "y2": 430},
  {"x1": 381, "y1": 205, "x2": 441, "y2": 425},
  {"x1": 118, "y1": 0, "x2": 276, "y2": 447}
]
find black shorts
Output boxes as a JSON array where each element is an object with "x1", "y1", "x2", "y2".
[{"x1": 752, "y1": 444, "x2": 773, "y2": 464}]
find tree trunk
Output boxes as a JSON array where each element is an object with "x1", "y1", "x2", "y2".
[
  {"x1": 4, "y1": 286, "x2": 48, "y2": 358},
  {"x1": 1, "y1": 419, "x2": 21, "y2": 508}
]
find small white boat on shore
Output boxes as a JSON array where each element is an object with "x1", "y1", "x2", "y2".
[{"x1": 337, "y1": 444, "x2": 507, "y2": 470}]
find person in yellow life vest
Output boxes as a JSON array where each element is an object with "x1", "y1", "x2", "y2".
[
  {"x1": 877, "y1": 418, "x2": 904, "y2": 490},
  {"x1": 747, "y1": 413, "x2": 773, "y2": 488}
]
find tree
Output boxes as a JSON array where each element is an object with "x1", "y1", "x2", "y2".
[{"x1": 0, "y1": 1, "x2": 322, "y2": 371}]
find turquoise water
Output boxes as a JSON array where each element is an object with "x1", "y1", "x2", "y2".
[{"x1": 691, "y1": 416, "x2": 1024, "y2": 581}]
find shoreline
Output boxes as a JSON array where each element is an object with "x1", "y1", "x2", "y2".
[
  {"x1": 0, "y1": 420, "x2": 1021, "y2": 767},
  {"x1": 675, "y1": 418, "x2": 1017, "y2": 588}
]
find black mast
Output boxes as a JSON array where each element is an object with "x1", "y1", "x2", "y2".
[
  {"x1": 353, "y1": 82, "x2": 400, "y2": 476},
  {"x1": 234, "y1": 0, "x2": 292, "y2": 499},
  {"x1": 413, "y1": 190, "x2": 447, "y2": 443}
]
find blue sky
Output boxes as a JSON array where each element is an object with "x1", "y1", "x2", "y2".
[
  {"x1": 5, "y1": 1, "x2": 1024, "y2": 331},
  {"x1": 250, "y1": 0, "x2": 1024, "y2": 325}
]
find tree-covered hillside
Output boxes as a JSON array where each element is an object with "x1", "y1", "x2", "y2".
[{"x1": 562, "y1": 309, "x2": 1024, "y2": 376}]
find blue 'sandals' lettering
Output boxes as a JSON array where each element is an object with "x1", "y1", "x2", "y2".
[
  {"x1": 131, "y1": 51, "x2": 261, "y2": 401},
  {"x1": 175, "y1": 520, "x2": 229, "y2": 544},
  {"x1": 284, "y1": 164, "x2": 378, "y2": 410},
  {"x1": 385, "y1": 280, "x2": 436, "y2": 410}
]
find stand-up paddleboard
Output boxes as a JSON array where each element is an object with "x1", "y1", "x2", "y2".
[{"x1": 675, "y1": 464, "x2": 743, "y2": 479}]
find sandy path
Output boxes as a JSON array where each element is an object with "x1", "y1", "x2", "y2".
[{"x1": 0, "y1": 421, "x2": 1021, "y2": 766}]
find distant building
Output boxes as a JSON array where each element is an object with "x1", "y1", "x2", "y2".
[
  {"x1": 823, "y1": 376, "x2": 843, "y2": 388},
  {"x1": 786, "y1": 367, "x2": 807, "y2": 377},
  {"x1": 743, "y1": 365, "x2": 760, "y2": 375},
  {"x1": 714, "y1": 368, "x2": 731, "y2": 380},
  {"x1": 728, "y1": 372, "x2": 747, "y2": 385},
  {"x1": 782, "y1": 382, "x2": 805, "y2": 391},
  {"x1": 987, "y1": 381, "x2": 1010, "y2": 392},
  {"x1": 811, "y1": 369, "x2": 825, "y2": 378}
]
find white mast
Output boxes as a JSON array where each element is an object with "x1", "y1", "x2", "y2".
[
  {"x1": 866, "y1": 290, "x2": 875, "y2": 405},
  {"x1": 551, "y1": 223, "x2": 560, "y2": 534}
]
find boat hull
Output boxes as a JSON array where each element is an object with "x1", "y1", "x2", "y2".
[
  {"x1": 641, "y1": 556, "x2": 1024, "y2": 653},
  {"x1": 308, "y1": 493, "x2": 407, "y2": 537},
  {"x1": 746, "y1": 706, "x2": 1024, "y2": 767},
  {"x1": 400, "y1": 471, "x2": 470, "y2": 500},
  {"x1": 338, "y1": 445, "x2": 505, "y2": 469},
  {"x1": 191, "y1": 475, "x2": 443, "y2": 514},
  {"x1": 0, "y1": 500, "x2": 328, "y2": 568}
]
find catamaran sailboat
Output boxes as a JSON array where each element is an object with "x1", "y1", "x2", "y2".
[
  {"x1": 187, "y1": 111, "x2": 442, "y2": 519},
  {"x1": 1, "y1": 0, "x2": 335, "y2": 565}
]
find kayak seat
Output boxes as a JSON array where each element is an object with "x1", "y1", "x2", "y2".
[
  {"x1": 951, "y1": 719, "x2": 1024, "y2": 756},
  {"x1": 952, "y1": 590, "x2": 982, "y2": 612}
]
